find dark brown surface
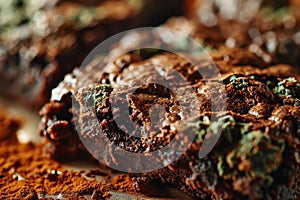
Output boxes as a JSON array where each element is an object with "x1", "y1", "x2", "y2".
[
  {"x1": 39, "y1": 46, "x2": 300, "y2": 199},
  {"x1": 32, "y1": 1, "x2": 300, "y2": 199}
]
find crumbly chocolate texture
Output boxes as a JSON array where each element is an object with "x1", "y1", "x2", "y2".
[
  {"x1": 0, "y1": 0, "x2": 184, "y2": 109},
  {"x1": 39, "y1": 48, "x2": 300, "y2": 199},
  {"x1": 38, "y1": 2, "x2": 300, "y2": 198}
]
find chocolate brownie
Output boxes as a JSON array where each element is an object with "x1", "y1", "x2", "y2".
[
  {"x1": 38, "y1": 1, "x2": 300, "y2": 199},
  {"x1": 0, "y1": 0, "x2": 184, "y2": 109},
  {"x1": 39, "y1": 45, "x2": 300, "y2": 199}
]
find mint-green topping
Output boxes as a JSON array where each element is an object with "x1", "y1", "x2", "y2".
[
  {"x1": 192, "y1": 113, "x2": 285, "y2": 187},
  {"x1": 229, "y1": 76, "x2": 249, "y2": 91},
  {"x1": 218, "y1": 130, "x2": 285, "y2": 186},
  {"x1": 93, "y1": 84, "x2": 112, "y2": 109},
  {"x1": 194, "y1": 114, "x2": 251, "y2": 143},
  {"x1": 272, "y1": 77, "x2": 300, "y2": 99}
]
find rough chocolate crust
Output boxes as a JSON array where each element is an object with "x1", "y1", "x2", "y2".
[
  {"x1": 38, "y1": 2, "x2": 300, "y2": 198},
  {"x1": 0, "y1": 0, "x2": 184, "y2": 109},
  {"x1": 39, "y1": 48, "x2": 300, "y2": 199}
]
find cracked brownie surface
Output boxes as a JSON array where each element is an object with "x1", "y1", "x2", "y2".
[
  {"x1": 38, "y1": 1, "x2": 300, "y2": 199},
  {"x1": 39, "y1": 47, "x2": 300, "y2": 199}
]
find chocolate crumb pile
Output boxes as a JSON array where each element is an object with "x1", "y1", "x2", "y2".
[{"x1": 0, "y1": 108, "x2": 136, "y2": 199}]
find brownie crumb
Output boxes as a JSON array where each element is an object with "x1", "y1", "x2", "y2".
[{"x1": 0, "y1": 108, "x2": 137, "y2": 199}]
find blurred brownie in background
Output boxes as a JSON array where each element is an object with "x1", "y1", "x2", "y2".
[
  {"x1": 0, "y1": 0, "x2": 184, "y2": 110},
  {"x1": 183, "y1": 0, "x2": 300, "y2": 68}
]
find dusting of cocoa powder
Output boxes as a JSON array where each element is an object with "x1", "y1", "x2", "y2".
[{"x1": 0, "y1": 109, "x2": 136, "y2": 199}]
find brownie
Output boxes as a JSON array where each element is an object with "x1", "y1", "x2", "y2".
[
  {"x1": 38, "y1": 1, "x2": 300, "y2": 199},
  {"x1": 0, "y1": 0, "x2": 184, "y2": 110},
  {"x1": 39, "y1": 45, "x2": 300, "y2": 199}
]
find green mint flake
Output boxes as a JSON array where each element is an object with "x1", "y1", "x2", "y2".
[
  {"x1": 219, "y1": 130, "x2": 285, "y2": 185},
  {"x1": 93, "y1": 84, "x2": 113, "y2": 109},
  {"x1": 194, "y1": 114, "x2": 252, "y2": 143},
  {"x1": 229, "y1": 76, "x2": 249, "y2": 90},
  {"x1": 274, "y1": 77, "x2": 300, "y2": 97}
]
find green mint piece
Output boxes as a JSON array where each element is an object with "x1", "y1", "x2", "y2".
[
  {"x1": 93, "y1": 84, "x2": 113, "y2": 109},
  {"x1": 194, "y1": 114, "x2": 251, "y2": 143},
  {"x1": 229, "y1": 76, "x2": 249, "y2": 91},
  {"x1": 274, "y1": 77, "x2": 300, "y2": 97},
  {"x1": 220, "y1": 130, "x2": 285, "y2": 185}
]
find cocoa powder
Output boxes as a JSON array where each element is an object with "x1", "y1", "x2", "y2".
[{"x1": 0, "y1": 109, "x2": 136, "y2": 199}]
